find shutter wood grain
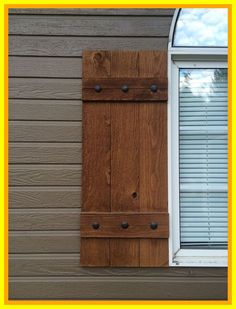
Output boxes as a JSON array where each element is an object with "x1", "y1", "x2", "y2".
[
  {"x1": 82, "y1": 77, "x2": 167, "y2": 101},
  {"x1": 81, "y1": 212, "x2": 168, "y2": 238},
  {"x1": 80, "y1": 51, "x2": 111, "y2": 266},
  {"x1": 110, "y1": 51, "x2": 140, "y2": 266},
  {"x1": 81, "y1": 50, "x2": 168, "y2": 267},
  {"x1": 139, "y1": 51, "x2": 168, "y2": 267}
]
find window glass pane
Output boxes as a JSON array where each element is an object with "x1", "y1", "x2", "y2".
[
  {"x1": 173, "y1": 9, "x2": 228, "y2": 47},
  {"x1": 179, "y1": 68, "x2": 228, "y2": 249}
]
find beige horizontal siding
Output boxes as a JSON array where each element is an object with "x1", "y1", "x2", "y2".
[
  {"x1": 9, "y1": 36, "x2": 168, "y2": 57},
  {"x1": 9, "y1": 254, "x2": 227, "y2": 277},
  {"x1": 9, "y1": 57, "x2": 82, "y2": 78},
  {"x1": 9, "y1": 187, "x2": 81, "y2": 208},
  {"x1": 9, "y1": 9, "x2": 175, "y2": 15},
  {"x1": 9, "y1": 143, "x2": 82, "y2": 164},
  {"x1": 9, "y1": 15, "x2": 172, "y2": 36},
  {"x1": 9, "y1": 78, "x2": 82, "y2": 99},
  {"x1": 9, "y1": 276, "x2": 227, "y2": 300},
  {"x1": 9, "y1": 209, "x2": 81, "y2": 231},
  {"x1": 9, "y1": 100, "x2": 82, "y2": 121},
  {"x1": 9, "y1": 121, "x2": 82, "y2": 142},
  {"x1": 9, "y1": 231, "x2": 81, "y2": 253},
  {"x1": 9, "y1": 165, "x2": 82, "y2": 186}
]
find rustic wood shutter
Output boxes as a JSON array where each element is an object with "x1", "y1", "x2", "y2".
[{"x1": 80, "y1": 50, "x2": 168, "y2": 267}]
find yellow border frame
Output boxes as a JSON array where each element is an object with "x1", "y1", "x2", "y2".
[{"x1": 2, "y1": 2, "x2": 233, "y2": 306}]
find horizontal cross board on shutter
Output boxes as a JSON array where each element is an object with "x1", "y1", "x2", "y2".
[
  {"x1": 81, "y1": 50, "x2": 168, "y2": 267},
  {"x1": 82, "y1": 77, "x2": 167, "y2": 101},
  {"x1": 81, "y1": 212, "x2": 169, "y2": 238}
]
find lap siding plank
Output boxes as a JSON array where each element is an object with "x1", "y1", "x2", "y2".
[
  {"x1": 9, "y1": 36, "x2": 168, "y2": 57},
  {"x1": 9, "y1": 100, "x2": 82, "y2": 121},
  {"x1": 9, "y1": 254, "x2": 227, "y2": 277},
  {"x1": 9, "y1": 231, "x2": 81, "y2": 253},
  {"x1": 9, "y1": 57, "x2": 82, "y2": 78},
  {"x1": 9, "y1": 209, "x2": 81, "y2": 231},
  {"x1": 9, "y1": 143, "x2": 82, "y2": 164},
  {"x1": 9, "y1": 165, "x2": 82, "y2": 186},
  {"x1": 9, "y1": 78, "x2": 82, "y2": 100},
  {"x1": 9, "y1": 16, "x2": 172, "y2": 36},
  {"x1": 9, "y1": 121, "x2": 82, "y2": 142},
  {"x1": 9, "y1": 187, "x2": 81, "y2": 209},
  {"x1": 9, "y1": 9, "x2": 175, "y2": 15},
  {"x1": 9, "y1": 277, "x2": 227, "y2": 300}
]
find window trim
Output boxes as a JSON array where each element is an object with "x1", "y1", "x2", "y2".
[
  {"x1": 168, "y1": 58, "x2": 228, "y2": 267},
  {"x1": 168, "y1": 8, "x2": 228, "y2": 267}
]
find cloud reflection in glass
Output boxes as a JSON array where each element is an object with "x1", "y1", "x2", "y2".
[{"x1": 173, "y1": 8, "x2": 228, "y2": 47}]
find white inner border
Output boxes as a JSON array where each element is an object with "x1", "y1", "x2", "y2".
[{"x1": 168, "y1": 9, "x2": 228, "y2": 267}]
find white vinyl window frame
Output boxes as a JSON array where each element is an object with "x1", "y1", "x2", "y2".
[{"x1": 168, "y1": 9, "x2": 228, "y2": 267}]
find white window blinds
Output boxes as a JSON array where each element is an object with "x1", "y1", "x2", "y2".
[{"x1": 179, "y1": 68, "x2": 228, "y2": 249}]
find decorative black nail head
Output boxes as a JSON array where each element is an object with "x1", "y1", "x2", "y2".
[
  {"x1": 121, "y1": 222, "x2": 129, "y2": 229},
  {"x1": 92, "y1": 222, "x2": 100, "y2": 229},
  {"x1": 150, "y1": 222, "x2": 158, "y2": 230},
  {"x1": 121, "y1": 85, "x2": 129, "y2": 93},
  {"x1": 150, "y1": 84, "x2": 158, "y2": 93},
  {"x1": 94, "y1": 85, "x2": 102, "y2": 92}
]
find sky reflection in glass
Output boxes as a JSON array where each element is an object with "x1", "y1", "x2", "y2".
[{"x1": 173, "y1": 8, "x2": 228, "y2": 47}]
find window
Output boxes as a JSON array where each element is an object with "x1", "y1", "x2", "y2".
[
  {"x1": 173, "y1": 8, "x2": 228, "y2": 47},
  {"x1": 168, "y1": 9, "x2": 228, "y2": 266}
]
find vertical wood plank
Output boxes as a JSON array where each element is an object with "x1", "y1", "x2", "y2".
[
  {"x1": 81, "y1": 51, "x2": 111, "y2": 266},
  {"x1": 139, "y1": 103, "x2": 167, "y2": 212},
  {"x1": 83, "y1": 50, "x2": 111, "y2": 77},
  {"x1": 110, "y1": 239, "x2": 139, "y2": 267},
  {"x1": 110, "y1": 103, "x2": 139, "y2": 211},
  {"x1": 139, "y1": 51, "x2": 168, "y2": 266},
  {"x1": 140, "y1": 239, "x2": 168, "y2": 267},
  {"x1": 110, "y1": 51, "x2": 140, "y2": 266},
  {"x1": 80, "y1": 238, "x2": 110, "y2": 267},
  {"x1": 82, "y1": 103, "x2": 111, "y2": 212}
]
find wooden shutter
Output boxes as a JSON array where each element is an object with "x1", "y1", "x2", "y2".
[{"x1": 80, "y1": 50, "x2": 168, "y2": 267}]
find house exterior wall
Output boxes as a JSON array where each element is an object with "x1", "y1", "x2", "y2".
[{"x1": 8, "y1": 8, "x2": 227, "y2": 300}]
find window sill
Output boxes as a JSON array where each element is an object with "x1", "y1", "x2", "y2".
[{"x1": 170, "y1": 249, "x2": 228, "y2": 267}]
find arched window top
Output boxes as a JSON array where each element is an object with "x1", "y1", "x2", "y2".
[{"x1": 173, "y1": 8, "x2": 228, "y2": 47}]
